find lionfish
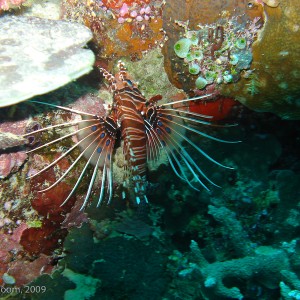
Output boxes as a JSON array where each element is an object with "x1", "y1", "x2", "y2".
[{"x1": 24, "y1": 61, "x2": 238, "y2": 210}]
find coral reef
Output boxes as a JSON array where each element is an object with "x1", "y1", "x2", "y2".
[
  {"x1": 222, "y1": 0, "x2": 300, "y2": 119},
  {"x1": 61, "y1": 0, "x2": 166, "y2": 65},
  {"x1": 0, "y1": 1, "x2": 299, "y2": 298},
  {"x1": 1, "y1": 102, "x2": 300, "y2": 300},
  {"x1": 14, "y1": 219, "x2": 169, "y2": 300},
  {"x1": 0, "y1": 43, "x2": 186, "y2": 289},
  {"x1": 172, "y1": 15, "x2": 261, "y2": 90},
  {"x1": 162, "y1": 0, "x2": 264, "y2": 91},
  {"x1": 0, "y1": 222, "x2": 54, "y2": 287},
  {"x1": 151, "y1": 112, "x2": 300, "y2": 300},
  {"x1": 168, "y1": 237, "x2": 294, "y2": 300},
  {"x1": 163, "y1": 0, "x2": 300, "y2": 119},
  {"x1": 0, "y1": 0, "x2": 27, "y2": 11},
  {"x1": 166, "y1": 190, "x2": 300, "y2": 300},
  {"x1": 0, "y1": 86, "x2": 92, "y2": 287},
  {"x1": 0, "y1": 15, "x2": 95, "y2": 107}
]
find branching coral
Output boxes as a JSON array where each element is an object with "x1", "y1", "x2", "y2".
[
  {"x1": 189, "y1": 241, "x2": 291, "y2": 300},
  {"x1": 168, "y1": 205, "x2": 300, "y2": 300},
  {"x1": 207, "y1": 205, "x2": 255, "y2": 257}
]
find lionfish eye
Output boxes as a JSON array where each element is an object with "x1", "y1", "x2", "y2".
[
  {"x1": 125, "y1": 79, "x2": 133, "y2": 86},
  {"x1": 247, "y1": 1, "x2": 254, "y2": 8}
]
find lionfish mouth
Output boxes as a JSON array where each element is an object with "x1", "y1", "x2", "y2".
[{"x1": 23, "y1": 65, "x2": 240, "y2": 211}]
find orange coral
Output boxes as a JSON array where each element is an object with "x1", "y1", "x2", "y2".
[
  {"x1": 114, "y1": 18, "x2": 164, "y2": 57},
  {"x1": 62, "y1": 0, "x2": 165, "y2": 65}
]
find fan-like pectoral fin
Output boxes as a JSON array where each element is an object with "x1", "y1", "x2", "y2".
[
  {"x1": 144, "y1": 100, "x2": 238, "y2": 190},
  {"x1": 25, "y1": 100, "x2": 118, "y2": 208},
  {"x1": 79, "y1": 136, "x2": 115, "y2": 210}
]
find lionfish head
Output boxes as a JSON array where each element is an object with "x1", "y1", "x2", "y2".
[
  {"x1": 114, "y1": 71, "x2": 138, "y2": 90},
  {"x1": 100, "y1": 60, "x2": 139, "y2": 92}
]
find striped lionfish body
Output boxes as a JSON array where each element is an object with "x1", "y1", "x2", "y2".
[
  {"x1": 102, "y1": 62, "x2": 149, "y2": 204},
  {"x1": 24, "y1": 61, "x2": 238, "y2": 210}
]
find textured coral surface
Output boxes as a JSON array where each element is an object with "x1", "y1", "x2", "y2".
[
  {"x1": 162, "y1": 0, "x2": 262, "y2": 90},
  {"x1": 0, "y1": 0, "x2": 26, "y2": 11},
  {"x1": 162, "y1": 0, "x2": 300, "y2": 119},
  {"x1": 62, "y1": 0, "x2": 165, "y2": 67},
  {"x1": 0, "y1": 15, "x2": 95, "y2": 107},
  {"x1": 223, "y1": 0, "x2": 300, "y2": 119}
]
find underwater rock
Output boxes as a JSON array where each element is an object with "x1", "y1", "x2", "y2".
[
  {"x1": 9, "y1": 254, "x2": 53, "y2": 286},
  {"x1": 162, "y1": 0, "x2": 263, "y2": 91},
  {"x1": 115, "y1": 217, "x2": 153, "y2": 240},
  {"x1": 62, "y1": 224, "x2": 168, "y2": 300},
  {"x1": 0, "y1": 223, "x2": 26, "y2": 285},
  {"x1": 0, "y1": 118, "x2": 29, "y2": 149},
  {"x1": 0, "y1": 132, "x2": 27, "y2": 150},
  {"x1": 21, "y1": 0, "x2": 61, "y2": 20},
  {"x1": 0, "y1": 222, "x2": 53, "y2": 286},
  {"x1": 163, "y1": 0, "x2": 254, "y2": 28},
  {"x1": 0, "y1": 120, "x2": 28, "y2": 180},
  {"x1": 0, "y1": 152, "x2": 27, "y2": 179},
  {"x1": 0, "y1": 15, "x2": 95, "y2": 107},
  {"x1": 0, "y1": 117, "x2": 29, "y2": 178},
  {"x1": 61, "y1": 200, "x2": 89, "y2": 229},
  {"x1": 163, "y1": 0, "x2": 300, "y2": 119},
  {"x1": 222, "y1": 0, "x2": 300, "y2": 119},
  {"x1": 121, "y1": 48, "x2": 185, "y2": 101}
]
